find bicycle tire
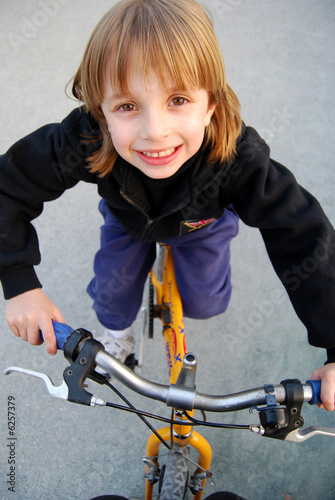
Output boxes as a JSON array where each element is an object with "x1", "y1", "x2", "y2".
[{"x1": 158, "y1": 445, "x2": 191, "y2": 500}]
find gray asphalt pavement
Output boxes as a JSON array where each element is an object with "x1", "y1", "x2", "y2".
[{"x1": 0, "y1": 1, "x2": 334, "y2": 499}]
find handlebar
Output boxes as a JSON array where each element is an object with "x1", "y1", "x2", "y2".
[
  {"x1": 5, "y1": 321, "x2": 335, "y2": 443},
  {"x1": 49, "y1": 321, "x2": 321, "y2": 410},
  {"x1": 95, "y1": 348, "x2": 320, "y2": 411}
]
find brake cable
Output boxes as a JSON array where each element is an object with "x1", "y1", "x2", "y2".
[
  {"x1": 185, "y1": 411, "x2": 250, "y2": 430},
  {"x1": 104, "y1": 380, "x2": 251, "y2": 439},
  {"x1": 105, "y1": 379, "x2": 172, "y2": 450}
]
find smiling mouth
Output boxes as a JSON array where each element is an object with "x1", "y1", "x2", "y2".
[
  {"x1": 134, "y1": 145, "x2": 182, "y2": 166},
  {"x1": 141, "y1": 147, "x2": 176, "y2": 158}
]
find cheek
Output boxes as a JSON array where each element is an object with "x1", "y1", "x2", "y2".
[
  {"x1": 106, "y1": 122, "x2": 126, "y2": 152},
  {"x1": 102, "y1": 107, "x2": 131, "y2": 156},
  {"x1": 184, "y1": 115, "x2": 208, "y2": 143},
  {"x1": 185, "y1": 106, "x2": 212, "y2": 135}
]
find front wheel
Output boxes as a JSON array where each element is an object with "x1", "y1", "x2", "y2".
[{"x1": 158, "y1": 445, "x2": 191, "y2": 500}]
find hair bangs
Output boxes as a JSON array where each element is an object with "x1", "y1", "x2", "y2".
[{"x1": 107, "y1": 0, "x2": 220, "y2": 97}]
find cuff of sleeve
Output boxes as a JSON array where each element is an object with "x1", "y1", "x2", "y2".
[
  {"x1": 325, "y1": 348, "x2": 335, "y2": 365},
  {"x1": 0, "y1": 266, "x2": 42, "y2": 299}
]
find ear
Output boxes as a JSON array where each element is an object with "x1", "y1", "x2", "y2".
[{"x1": 204, "y1": 103, "x2": 216, "y2": 127}]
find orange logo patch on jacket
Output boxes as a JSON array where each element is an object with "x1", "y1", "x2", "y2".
[{"x1": 180, "y1": 218, "x2": 217, "y2": 234}]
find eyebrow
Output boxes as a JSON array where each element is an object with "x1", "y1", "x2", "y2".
[{"x1": 105, "y1": 92, "x2": 130, "y2": 102}]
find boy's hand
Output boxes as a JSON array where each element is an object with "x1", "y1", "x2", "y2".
[
  {"x1": 311, "y1": 363, "x2": 335, "y2": 411},
  {"x1": 6, "y1": 289, "x2": 65, "y2": 356}
]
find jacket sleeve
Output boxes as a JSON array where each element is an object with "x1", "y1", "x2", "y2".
[
  {"x1": 228, "y1": 127, "x2": 335, "y2": 362},
  {"x1": 0, "y1": 108, "x2": 99, "y2": 299}
]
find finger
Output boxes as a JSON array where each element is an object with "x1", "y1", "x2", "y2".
[
  {"x1": 39, "y1": 319, "x2": 57, "y2": 356},
  {"x1": 311, "y1": 370, "x2": 321, "y2": 381},
  {"x1": 320, "y1": 380, "x2": 335, "y2": 412},
  {"x1": 8, "y1": 324, "x2": 20, "y2": 338},
  {"x1": 26, "y1": 324, "x2": 43, "y2": 346},
  {"x1": 7, "y1": 315, "x2": 25, "y2": 339},
  {"x1": 52, "y1": 310, "x2": 66, "y2": 325},
  {"x1": 311, "y1": 372, "x2": 328, "y2": 410},
  {"x1": 18, "y1": 324, "x2": 28, "y2": 342}
]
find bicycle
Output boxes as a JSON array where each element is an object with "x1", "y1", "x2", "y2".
[{"x1": 4, "y1": 244, "x2": 335, "y2": 499}]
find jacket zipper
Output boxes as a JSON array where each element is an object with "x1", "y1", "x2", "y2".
[
  {"x1": 120, "y1": 189, "x2": 149, "y2": 216},
  {"x1": 120, "y1": 188, "x2": 189, "y2": 238}
]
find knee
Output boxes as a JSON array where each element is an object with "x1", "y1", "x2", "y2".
[{"x1": 182, "y1": 285, "x2": 232, "y2": 320}]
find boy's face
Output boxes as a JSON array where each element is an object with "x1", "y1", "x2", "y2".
[{"x1": 101, "y1": 69, "x2": 215, "y2": 179}]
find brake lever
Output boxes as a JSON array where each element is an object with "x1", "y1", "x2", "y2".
[
  {"x1": 4, "y1": 366, "x2": 69, "y2": 401},
  {"x1": 284, "y1": 426, "x2": 335, "y2": 443},
  {"x1": 4, "y1": 362, "x2": 106, "y2": 407}
]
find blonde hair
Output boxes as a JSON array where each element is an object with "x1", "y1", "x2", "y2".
[{"x1": 72, "y1": 0, "x2": 242, "y2": 176}]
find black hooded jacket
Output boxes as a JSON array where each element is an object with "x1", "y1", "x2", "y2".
[{"x1": 0, "y1": 107, "x2": 334, "y2": 361}]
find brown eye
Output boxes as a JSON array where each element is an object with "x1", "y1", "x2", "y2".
[
  {"x1": 172, "y1": 97, "x2": 187, "y2": 106},
  {"x1": 119, "y1": 103, "x2": 135, "y2": 112}
]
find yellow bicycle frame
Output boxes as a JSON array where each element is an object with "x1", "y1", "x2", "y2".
[{"x1": 145, "y1": 246, "x2": 212, "y2": 500}]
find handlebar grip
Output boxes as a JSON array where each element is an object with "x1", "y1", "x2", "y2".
[
  {"x1": 306, "y1": 379, "x2": 322, "y2": 405},
  {"x1": 40, "y1": 321, "x2": 74, "y2": 350}
]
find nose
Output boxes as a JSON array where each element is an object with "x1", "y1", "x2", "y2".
[{"x1": 139, "y1": 107, "x2": 170, "y2": 142}]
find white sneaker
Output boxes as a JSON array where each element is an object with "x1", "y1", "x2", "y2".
[
  {"x1": 99, "y1": 333, "x2": 135, "y2": 364},
  {"x1": 95, "y1": 329, "x2": 136, "y2": 379}
]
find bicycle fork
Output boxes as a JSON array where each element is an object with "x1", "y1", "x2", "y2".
[
  {"x1": 143, "y1": 245, "x2": 213, "y2": 499},
  {"x1": 144, "y1": 424, "x2": 212, "y2": 499},
  {"x1": 144, "y1": 352, "x2": 213, "y2": 500}
]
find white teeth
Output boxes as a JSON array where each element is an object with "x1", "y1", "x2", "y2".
[{"x1": 142, "y1": 148, "x2": 175, "y2": 158}]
